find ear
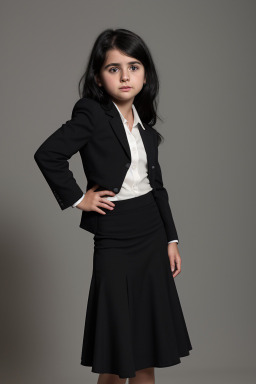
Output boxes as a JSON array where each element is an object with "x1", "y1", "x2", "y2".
[{"x1": 94, "y1": 74, "x2": 102, "y2": 87}]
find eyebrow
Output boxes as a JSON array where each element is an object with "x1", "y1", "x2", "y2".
[{"x1": 104, "y1": 61, "x2": 142, "y2": 70}]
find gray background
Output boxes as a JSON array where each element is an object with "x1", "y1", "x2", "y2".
[{"x1": 1, "y1": 0, "x2": 255, "y2": 383}]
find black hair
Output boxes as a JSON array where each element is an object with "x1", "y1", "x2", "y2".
[{"x1": 78, "y1": 28, "x2": 164, "y2": 144}]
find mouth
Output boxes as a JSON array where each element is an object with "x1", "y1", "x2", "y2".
[{"x1": 120, "y1": 86, "x2": 132, "y2": 89}]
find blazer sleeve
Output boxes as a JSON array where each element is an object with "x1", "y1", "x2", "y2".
[
  {"x1": 34, "y1": 98, "x2": 95, "y2": 210},
  {"x1": 153, "y1": 132, "x2": 179, "y2": 243}
]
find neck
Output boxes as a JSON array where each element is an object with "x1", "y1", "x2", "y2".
[{"x1": 111, "y1": 98, "x2": 134, "y2": 119}]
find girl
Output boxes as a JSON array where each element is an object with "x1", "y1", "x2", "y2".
[{"x1": 34, "y1": 28, "x2": 192, "y2": 384}]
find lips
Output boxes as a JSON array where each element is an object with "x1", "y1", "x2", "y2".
[{"x1": 120, "y1": 86, "x2": 131, "y2": 89}]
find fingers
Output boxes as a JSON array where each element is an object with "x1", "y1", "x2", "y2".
[
  {"x1": 91, "y1": 184, "x2": 116, "y2": 200},
  {"x1": 94, "y1": 207, "x2": 107, "y2": 215},
  {"x1": 98, "y1": 190, "x2": 116, "y2": 199},
  {"x1": 172, "y1": 267, "x2": 180, "y2": 278},
  {"x1": 100, "y1": 197, "x2": 115, "y2": 207},
  {"x1": 97, "y1": 200, "x2": 115, "y2": 212},
  {"x1": 92, "y1": 188, "x2": 116, "y2": 215},
  {"x1": 94, "y1": 201, "x2": 115, "y2": 215},
  {"x1": 170, "y1": 260, "x2": 176, "y2": 273},
  {"x1": 170, "y1": 254, "x2": 181, "y2": 278}
]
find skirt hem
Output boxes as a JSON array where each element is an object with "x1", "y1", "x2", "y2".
[{"x1": 80, "y1": 346, "x2": 192, "y2": 378}]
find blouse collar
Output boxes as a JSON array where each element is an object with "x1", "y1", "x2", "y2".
[{"x1": 112, "y1": 101, "x2": 145, "y2": 130}]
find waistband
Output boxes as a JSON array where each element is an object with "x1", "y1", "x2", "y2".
[{"x1": 101, "y1": 191, "x2": 155, "y2": 215}]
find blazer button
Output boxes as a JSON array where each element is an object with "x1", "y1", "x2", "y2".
[
  {"x1": 125, "y1": 162, "x2": 130, "y2": 168},
  {"x1": 113, "y1": 187, "x2": 119, "y2": 193},
  {"x1": 152, "y1": 165, "x2": 155, "y2": 169}
]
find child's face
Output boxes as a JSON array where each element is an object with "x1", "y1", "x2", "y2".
[{"x1": 95, "y1": 48, "x2": 146, "y2": 103}]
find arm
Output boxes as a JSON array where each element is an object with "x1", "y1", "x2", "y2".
[
  {"x1": 34, "y1": 98, "x2": 95, "y2": 210},
  {"x1": 152, "y1": 132, "x2": 180, "y2": 243}
]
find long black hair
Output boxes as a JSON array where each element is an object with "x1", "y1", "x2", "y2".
[{"x1": 78, "y1": 28, "x2": 164, "y2": 144}]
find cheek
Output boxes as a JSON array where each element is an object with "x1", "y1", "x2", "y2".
[
  {"x1": 103, "y1": 75, "x2": 116, "y2": 89},
  {"x1": 134, "y1": 70, "x2": 145, "y2": 82}
]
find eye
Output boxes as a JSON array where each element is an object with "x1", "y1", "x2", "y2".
[
  {"x1": 108, "y1": 65, "x2": 140, "y2": 73},
  {"x1": 109, "y1": 67, "x2": 118, "y2": 73}
]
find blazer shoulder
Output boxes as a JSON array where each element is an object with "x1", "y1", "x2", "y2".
[
  {"x1": 143, "y1": 122, "x2": 158, "y2": 137},
  {"x1": 71, "y1": 97, "x2": 102, "y2": 117}
]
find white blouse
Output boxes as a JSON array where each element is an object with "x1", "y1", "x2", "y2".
[{"x1": 73, "y1": 101, "x2": 178, "y2": 245}]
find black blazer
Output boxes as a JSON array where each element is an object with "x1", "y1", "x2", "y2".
[{"x1": 34, "y1": 97, "x2": 179, "y2": 242}]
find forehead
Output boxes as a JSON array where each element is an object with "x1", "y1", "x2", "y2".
[{"x1": 104, "y1": 48, "x2": 142, "y2": 65}]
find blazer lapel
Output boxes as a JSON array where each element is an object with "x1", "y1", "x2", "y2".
[
  {"x1": 103, "y1": 101, "x2": 131, "y2": 160},
  {"x1": 109, "y1": 114, "x2": 132, "y2": 160},
  {"x1": 102, "y1": 100, "x2": 155, "y2": 175}
]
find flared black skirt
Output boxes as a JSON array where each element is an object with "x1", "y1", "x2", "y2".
[{"x1": 80, "y1": 190, "x2": 192, "y2": 378}]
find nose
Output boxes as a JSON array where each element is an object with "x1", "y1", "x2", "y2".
[{"x1": 121, "y1": 69, "x2": 130, "y2": 82}]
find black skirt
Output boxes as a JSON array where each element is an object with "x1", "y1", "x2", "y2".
[{"x1": 80, "y1": 190, "x2": 192, "y2": 378}]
